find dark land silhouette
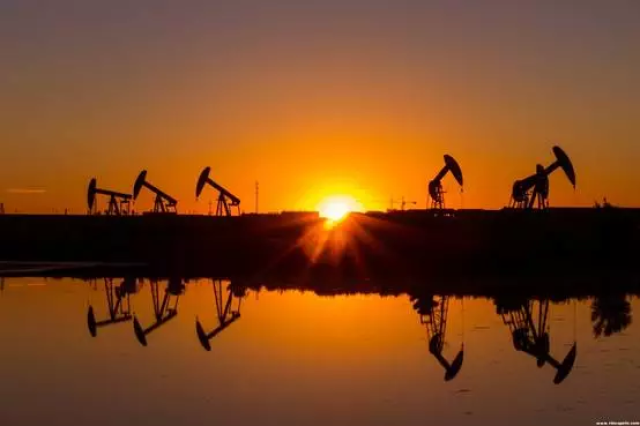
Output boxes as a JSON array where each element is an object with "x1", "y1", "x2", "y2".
[{"x1": 0, "y1": 207, "x2": 638, "y2": 284}]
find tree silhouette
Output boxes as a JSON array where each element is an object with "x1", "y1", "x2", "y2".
[{"x1": 591, "y1": 293, "x2": 632, "y2": 338}]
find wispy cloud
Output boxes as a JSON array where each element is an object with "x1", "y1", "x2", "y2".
[{"x1": 6, "y1": 188, "x2": 46, "y2": 194}]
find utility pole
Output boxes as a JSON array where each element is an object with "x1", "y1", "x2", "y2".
[{"x1": 255, "y1": 181, "x2": 259, "y2": 214}]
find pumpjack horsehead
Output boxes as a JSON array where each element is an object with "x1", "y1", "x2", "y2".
[
  {"x1": 429, "y1": 155, "x2": 464, "y2": 210},
  {"x1": 511, "y1": 146, "x2": 576, "y2": 209}
]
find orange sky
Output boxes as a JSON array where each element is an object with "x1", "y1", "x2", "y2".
[{"x1": 1, "y1": 1, "x2": 639, "y2": 214}]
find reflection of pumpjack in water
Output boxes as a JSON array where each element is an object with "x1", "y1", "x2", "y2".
[
  {"x1": 499, "y1": 299, "x2": 577, "y2": 384},
  {"x1": 87, "y1": 278, "x2": 139, "y2": 337},
  {"x1": 133, "y1": 278, "x2": 185, "y2": 346},
  {"x1": 196, "y1": 280, "x2": 246, "y2": 351},
  {"x1": 411, "y1": 294, "x2": 464, "y2": 381}
]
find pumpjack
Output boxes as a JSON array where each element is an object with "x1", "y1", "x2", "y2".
[
  {"x1": 196, "y1": 167, "x2": 241, "y2": 216},
  {"x1": 411, "y1": 293, "x2": 464, "y2": 381},
  {"x1": 510, "y1": 146, "x2": 576, "y2": 209},
  {"x1": 196, "y1": 280, "x2": 245, "y2": 351},
  {"x1": 133, "y1": 170, "x2": 178, "y2": 214},
  {"x1": 87, "y1": 178, "x2": 132, "y2": 215},
  {"x1": 133, "y1": 278, "x2": 185, "y2": 346},
  {"x1": 498, "y1": 298, "x2": 577, "y2": 384},
  {"x1": 428, "y1": 155, "x2": 463, "y2": 210},
  {"x1": 87, "y1": 277, "x2": 139, "y2": 337}
]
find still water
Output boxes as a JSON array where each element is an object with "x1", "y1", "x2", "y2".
[{"x1": 0, "y1": 277, "x2": 638, "y2": 426}]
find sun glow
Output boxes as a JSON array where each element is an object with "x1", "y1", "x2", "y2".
[{"x1": 317, "y1": 195, "x2": 362, "y2": 223}]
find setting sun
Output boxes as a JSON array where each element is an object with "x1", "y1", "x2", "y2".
[
  {"x1": 320, "y1": 201, "x2": 350, "y2": 222},
  {"x1": 317, "y1": 195, "x2": 362, "y2": 222}
]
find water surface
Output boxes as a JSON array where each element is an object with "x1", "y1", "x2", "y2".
[{"x1": 0, "y1": 277, "x2": 638, "y2": 426}]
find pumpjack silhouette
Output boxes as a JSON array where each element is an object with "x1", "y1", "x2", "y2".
[
  {"x1": 133, "y1": 278, "x2": 185, "y2": 346},
  {"x1": 87, "y1": 277, "x2": 139, "y2": 337},
  {"x1": 510, "y1": 146, "x2": 576, "y2": 209},
  {"x1": 498, "y1": 298, "x2": 577, "y2": 384},
  {"x1": 196, "y1": 280, "x2": 246, "y2": 351},
  {"x1": 428, "y1": 155, "x2": 463, "y2": 210},
  {"x1": 411, "y1": 293, "x2": 464, "y2": 381}
]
